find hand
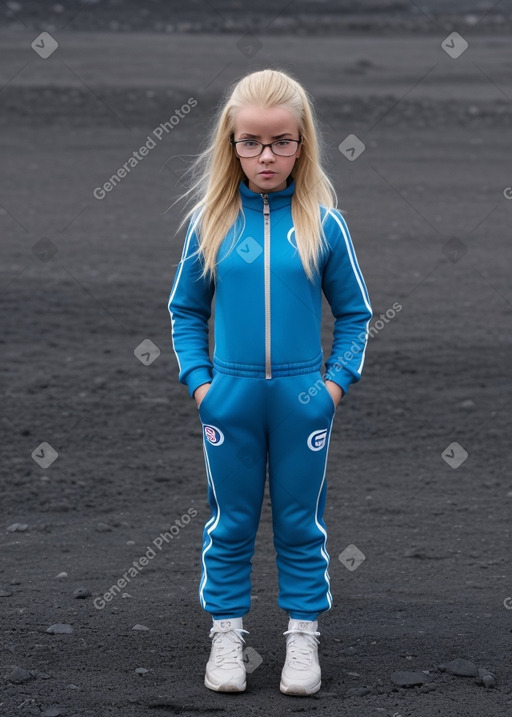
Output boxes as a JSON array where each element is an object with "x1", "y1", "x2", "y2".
[
  {"x1": 194, "y1": 382, "x2": 211, "y2": 409},
  {"x1": 325, "y1": 380, "x2": 343, "y2": 408}
]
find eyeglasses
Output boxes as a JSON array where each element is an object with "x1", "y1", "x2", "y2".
[{"x1": 230, "y1": 135, "x2": 302, "y2": 158}]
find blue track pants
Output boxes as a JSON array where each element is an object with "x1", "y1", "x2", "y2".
[{"x1": 196, "y1": 367, "x2": 337, "y2": 621}]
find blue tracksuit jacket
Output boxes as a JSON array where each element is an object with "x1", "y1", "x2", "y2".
[{"x1": 168, "y1": 178, "x2": 372, "y2": 399}]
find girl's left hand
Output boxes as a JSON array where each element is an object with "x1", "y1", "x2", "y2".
[{"x1": 325, "y1": 380, "x2": 343, "y2": 408}]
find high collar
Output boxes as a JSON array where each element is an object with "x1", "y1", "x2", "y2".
[{"x1": 239, "y1": 176, "x2": 295, "y2": 211}]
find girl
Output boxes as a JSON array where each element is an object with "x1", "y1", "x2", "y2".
[{"x1": 168, "y1": 68, "x2": 372, "y2": 696}]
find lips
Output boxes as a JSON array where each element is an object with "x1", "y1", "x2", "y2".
[{"x1": 259, "y1": 171, "x2": 276, "y2": 175}]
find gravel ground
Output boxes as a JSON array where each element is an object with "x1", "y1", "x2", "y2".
[{"x1": 1, "y1": 21, "x2": 512, "y2": 717}]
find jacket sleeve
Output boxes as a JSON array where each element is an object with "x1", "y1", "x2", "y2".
[
  {"x1": 168, "y1": 216, "x2": 215, "y2": 399},
  {"x1": 321, "y1": 209, "x2": 372, "y2": 395}
]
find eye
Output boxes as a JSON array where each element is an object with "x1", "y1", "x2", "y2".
[
  {"x1": 241, "y1": 140, "x2": 258, "y2": 148},
  {"x1": 275, "y1": 140, "x2": 291, "y2": 147}
]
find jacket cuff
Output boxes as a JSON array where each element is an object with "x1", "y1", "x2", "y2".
[
  {"x1": 323, "y1": 366, "x2": 356, "y2": 396},
  {"x1": 187, "y1": 368, "x2": 213, "y2": 400}
]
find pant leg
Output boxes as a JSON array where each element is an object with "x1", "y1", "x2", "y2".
[
  {"x1": 267, "y1": 370, "x2": 336, "y2": 619},
  {"x1": 197, "y1": 372, "x2": 267, "y2": 618}
]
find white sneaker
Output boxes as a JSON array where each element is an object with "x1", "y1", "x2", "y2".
[
  {"x1": 280, "y1": 619, "x2": 321, "y2": 695},
  {"x1": 204, "y1": 617, "x2": 249, "y2": 692}
]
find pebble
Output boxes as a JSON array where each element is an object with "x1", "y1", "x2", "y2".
[
  {"x1": 390, "y1": 670, "x2": 433, "y2": 686},
  {"x1": 47, "y1": 623, "x2": 73, "y2": 634},
  {"x1": 6, "y1": 522, "x2": 28, "y2": 532},
  {"x1": 0, "y1": 587, "x2": 13, "y2": 597},
  {"x1": 478, "y1": 666, "x2": 496, "y2": 687},
  {"x1": 96, "y1": 522, "x2": 112, "y2": 532},
  {"x1": 135, "y1": 667, "x2": 148, "y2": 674},
  {"x1": 8, "y1": 666, "x2": 34, "y2": 683},
  {"x1": 56, "y1": 572, "x2": 68, "y2": 578},
  {"x1": 460, "y1": 399, "x2": 475, "y2": 410},
  {"x1": 132, "y1": 624, "x2": 149, "y2": 631},
  {"x1": 73, "y1": 587, "x2": 91, "y2": 599},
  {"x1": 42, "y1": 708, "x2": 63, "y2": 717},
  {"x1": 345, "y1": 686, "x2": 373, "y2": 697},
  {"x1": 438, "y1": 658, "x2": 478, "y2": 677}
]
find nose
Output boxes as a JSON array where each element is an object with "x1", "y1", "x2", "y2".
[{"x1": 259, "y1": 145, "x2": 275, "y2": 161}]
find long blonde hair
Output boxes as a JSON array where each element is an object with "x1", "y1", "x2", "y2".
[{"x1": 175, "y1": 68, "x2": 339, "y2": 282}]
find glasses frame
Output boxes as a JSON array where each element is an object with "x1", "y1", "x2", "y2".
[{"x1": 230, "y1": 134, "x2": 302, "y2": 158}]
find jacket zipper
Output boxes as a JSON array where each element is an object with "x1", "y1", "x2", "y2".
[{"x1": 262, "y1": 194, "x2": 271, "y2": 379}]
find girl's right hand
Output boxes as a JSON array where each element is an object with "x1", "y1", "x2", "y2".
[{"x1": 194, "y1": 382, "x2": 211, "y2": 409}]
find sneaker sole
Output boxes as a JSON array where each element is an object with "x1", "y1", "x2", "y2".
[
  {"x1": 280, "y1": 680, "x2": 321, "y2": 696},
  {"x1": 204, "y1": 675, "x2": 246, "y2": 692}
]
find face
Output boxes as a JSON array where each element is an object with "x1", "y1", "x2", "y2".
[{"x1": 232, "y1": 105, "x2": 301, "y2": 194}]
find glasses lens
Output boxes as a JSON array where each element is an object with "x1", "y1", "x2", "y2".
[
  {"x1": 272, "y1": 140, "x2": 298, "y2": 156},
  {"x1": 236, "y1": 141, "x2": 261, "y2": 157}
]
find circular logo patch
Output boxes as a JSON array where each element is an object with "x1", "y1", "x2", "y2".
[
  {"x1": 307, "y1": 428, "x2": 328, "y2": 451},
  {"x1": 203, "y1": 424, "x2": 224, "y2": 446}
]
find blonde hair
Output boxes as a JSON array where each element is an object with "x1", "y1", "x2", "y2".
[{"x1": 175, "y1": 68, "x2": 339, "y2": 282}]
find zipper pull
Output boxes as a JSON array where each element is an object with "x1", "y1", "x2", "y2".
[{"x1": 262, "y1": 194, "x2": 269, "y2": 215}]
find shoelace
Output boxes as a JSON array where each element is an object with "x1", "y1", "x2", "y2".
[
  {"x1": 209, "y1": 624, "x2": 249, "y2": 668},
  {"x1": 283, "y1": 628, "x2": 320, "y2": 670}
]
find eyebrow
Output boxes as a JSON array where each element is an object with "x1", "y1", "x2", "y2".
[{"x1": 238, "y1": 132, "x2": 294, "y2": 139}]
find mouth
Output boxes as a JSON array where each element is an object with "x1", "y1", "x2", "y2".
[{"x1": 259, "y1": 171, "x2": 276, "y2": 176}]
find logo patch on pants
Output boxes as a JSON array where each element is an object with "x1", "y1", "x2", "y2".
[
  {"x1": 307, "y1": 428, "x2": 328, "y2": 451},
  {"x1": 204, "y1": 424, "x2": 224, "y2": 446}
]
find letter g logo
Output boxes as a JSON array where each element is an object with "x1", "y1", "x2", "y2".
[{"x1": 307, "y1": 428, "x2": 328, "y2": 451}]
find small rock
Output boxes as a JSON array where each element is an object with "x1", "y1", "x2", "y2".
[
  {"x1": 96, "y1": 522, "x2": 112, "y2": 532},
  {"x1": 56, "y1": 572, "x2": 68, "y2": 578},
  {"x1": 47, "y1": 623, "x2": 73, "y2": 634},
  {"x1": 122, "y1": 593, "x2": 132, "y2": 599},
  {"x1": 8, "y1": 666, "x2": 34, "y2": 683},
  {"x1": 73, "y1": 588, "x2": 91, "y2": 599},
  {"x1": 438, "y1": 657, "x2": 478, "y2": 677},
  {"x1": 478, "y1": 666, "x2": 496, "y2": 688},
  {"x1": 135, "y1": 667, "x2": 149, "y2": 674},
  {"x1": 67, "y1": 684, "x2": 78, "y2": 690},
  {"x1": 132, "y1": 624, "x2": 149, "y2": 631},
  {"x1": 34, "y1": 671, "x2": 51, "y2": 679},
  {"x1": 439, "y1": 658, "x2": 478, "y2": 677},
  {"x1": 345, "y1": 686, "x2": 373, "y2": 697},
  {"x1": 460, "y1": 399, "x2": 475, "y2": 410},
  {"x1": 42, "y1": 708, "x2": 63, "y2": 717},
  {"x1": 391, "y1": 670, "x2": 433, "y2": 686},
  {"x1": 6, "y1": 522, "x2": 28, "y2": 532},
  {"x1": 0, "y1": 587, "x2": 13, "y2": 597}
]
